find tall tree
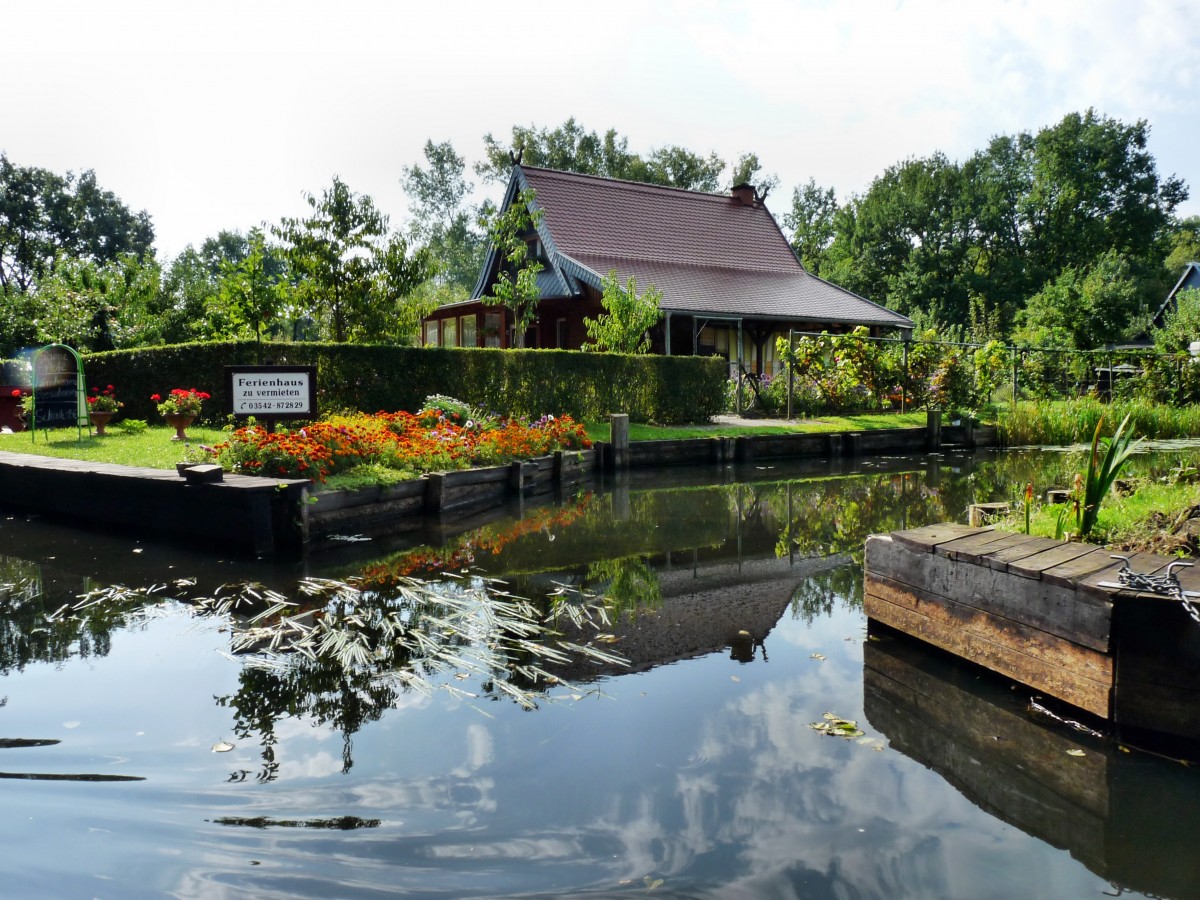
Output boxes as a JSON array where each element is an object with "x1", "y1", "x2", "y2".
[
  {"x1": 784, "y1": 179, "x2": 839, "y2": 277},
  {"x1": 825, "y1": 153, "x2": 971, "y2": 322},
  {"x1": 475, "y1": 118, "x2": 743, "y2": 193},
  {"x1": 0, "y1": 153, "x2": 154, "y2": 297},
  {"x1": 276, "y1": 177, "x2": 432, "y2": 343},
  {"x1": 401, "y1": 140, "x2": 486, "y2": 296},
  {"x1": 821, "y1": 110, "x2": 1187, "y2": 339},
  {"x1": 30, "y1": 253, "x2": 162, "y2": 351},
  {"x1": 216, "y1": 227, "x2": 288, "y2": 355},
  {"x1": 1013, "y1": 250, "x2": 1148, "y2": 350},
  {"x1": 728, "y1": 152, "x2": 780, "y2": 196}
]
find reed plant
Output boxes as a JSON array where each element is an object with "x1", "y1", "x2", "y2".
[
  {"x1": 1000, "y1": 398, "x2": 1200, "y2": 446},
  {"x1": 1054, "y1": 414, "x2": 1142, "y2": 540}
]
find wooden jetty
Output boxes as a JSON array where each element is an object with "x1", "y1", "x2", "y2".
[{"x1": 864, "y1": 524, "x2": 1200, "y2": 741}]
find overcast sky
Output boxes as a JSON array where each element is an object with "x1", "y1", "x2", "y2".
[{"x1": 3, "y1": 0, "x2": 1197, "y2": 260}]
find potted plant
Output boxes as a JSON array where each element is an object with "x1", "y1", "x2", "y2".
[
  {"x1": 3, "y1": 388, "x2": 30, "y2": 432},
  {"x1": 86, "y1": 385, "x2": 123, "y2": 435},
  {"x1": 152, "y1": 388, "x2": 210, "y2": 441}
]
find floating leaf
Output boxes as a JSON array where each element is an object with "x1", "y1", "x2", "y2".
[
  {"x1": 1066, "y1": 748, "x2": 1086, "y2": 757},
  {"x1": 212, "y1": 741, "x2": 235, "y2": 753},
  {"x1": 809, "y1": 712, "x2": 865, "y2": 739},
  {"x1": 644, "y1": 876, "x2": 664, "y2": 890}
]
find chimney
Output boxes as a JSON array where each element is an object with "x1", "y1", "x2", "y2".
[{"x1": 730, "y1": 183, "x2": 756, "y2": 206}]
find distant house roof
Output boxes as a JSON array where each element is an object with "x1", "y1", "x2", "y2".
[
  {"x1": 472, "y1": 166, "x2": 913, "y2": 331},
  {"x1": 1153, "y1": 261, "x2": 1200, "y2": 326}
]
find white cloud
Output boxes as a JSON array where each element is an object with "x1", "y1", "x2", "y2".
[{"x1": 2, "y1": 0, "x2": 1197, "y2": 258}]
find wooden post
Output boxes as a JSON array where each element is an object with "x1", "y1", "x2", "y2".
[
  {"x1": 609, "y1": 413, "x2": 629, "y2": 470},
  {"x1": 425, "y1": 472, "x2": 447, "y2": 512},
  {"x1": 786, "y1": 328, "x2": 794, "y2": 420},
  {"x1": 926, "y1": 409, "x2": 942, "y2": 450}
]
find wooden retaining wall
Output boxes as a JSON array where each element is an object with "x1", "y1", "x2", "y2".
[
  {"x1": 0, "y1": 450, "x2": 308, "y2": 556},
  {"x1": 302, "y1": 448, "x2": 600, "y2": 546},
  {"x1": 864, "y1": 523, "x2": 1200, "y2": 739}
]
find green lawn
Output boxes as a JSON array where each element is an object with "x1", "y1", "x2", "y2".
[
  {"x1": 582, "y1": 411, "x2": 927, "y2": 442},
  {"x1": 0, "y1": 423, "x2": 228, "y2": 469}
]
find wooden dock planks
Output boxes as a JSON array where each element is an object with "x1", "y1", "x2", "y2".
[
  {"x1": 865, "y1": 524, "x2": 1200, "y2": 739},
  {"x1": 864, "y1": 526, "x2": 1117, "y2": 718}
]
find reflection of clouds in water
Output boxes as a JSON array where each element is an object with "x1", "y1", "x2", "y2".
[
  {"x1": 670, "y1": 669, "x2": 1099, "y2": 898},
  {"x1": 462, "y1": 723, "x2": 492, "y2": 771},
  {"x1": 518, "y1": 657, "x2": 1103, "y2": 898},
  {"x1": 279, "y1": 749, "x2": 343, "y2": 780}
]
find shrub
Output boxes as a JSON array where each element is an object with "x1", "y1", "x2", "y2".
[{"x1": 81, "y1": 341, "x2": 725, "y2": 425}]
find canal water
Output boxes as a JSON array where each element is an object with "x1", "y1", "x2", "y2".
[{"x1": 3, "y1": 447, "x2": 1200, "y2": 899}]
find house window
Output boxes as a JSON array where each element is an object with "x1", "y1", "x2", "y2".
[
  {"x1": 483, "y1": 312, "x2": 503, "y2": 348},
  {"x1": 424, "y1": 321, "x2": 439, "y2": 346},
  {"x1": 460, "y1": 315, "x2": 477, "y2": 347},
  {"x1": 443, "y1": 318, "x2": 458, "y2": 347},
  {"x1": 556, "y1": 318, "x2": 568, "y2": 349}
]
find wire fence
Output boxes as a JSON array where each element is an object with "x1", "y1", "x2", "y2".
[{"x1": 744, "y1": 329, "x2": 1200, "y2": 418}]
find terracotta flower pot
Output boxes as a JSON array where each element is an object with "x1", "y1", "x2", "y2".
[
  {"x1": 164, "y1": 413, "x2": 195, "y2": 441},
  {"x1": 89, "y1": 411, "x2": 115, "y2": 435}
]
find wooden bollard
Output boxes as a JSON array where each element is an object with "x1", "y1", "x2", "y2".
[{"x1": 609, "y1": 413, "x2": 629, "y2": 469}]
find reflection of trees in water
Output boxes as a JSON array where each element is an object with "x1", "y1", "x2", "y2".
[
  {"x1": 582, "y1": 556, "x2": 663, "y2": 623},
  {"x1": 790, "y1": 565, "x2": 864, "y2": 624},
  {"x1": 0, "y1": 556, "x2": 144, "y2": 675}
]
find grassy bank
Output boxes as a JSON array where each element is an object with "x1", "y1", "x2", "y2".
[
  {"x1": 582, "y1": 411, "x2": 928, "y2": 442},
  {"x1": 1001, "y1": 472, "x2": 1200, "y2": 557},
  {"x1": 0, "y1": 424, "x2": 228, "y2": 468},
  {"x1": 999, "y1": 399, "x2": 1200, "y2": 445}
]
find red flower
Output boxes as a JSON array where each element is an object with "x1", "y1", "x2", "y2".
[
  {"x1": 150, "y1": 394, "x2": 161, "y2": 402},
  {"x1": 10, "y1": 389, "x2": 18, "y2": 398}
]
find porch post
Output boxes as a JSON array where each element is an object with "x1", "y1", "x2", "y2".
[
  {"x1": 737, "y1": 319, "x2": 745, "y2": 414},
  {"x1": 664, "y1": 311, "x2": 672, "y2": 356}
]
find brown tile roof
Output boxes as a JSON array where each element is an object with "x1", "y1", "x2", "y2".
[{"x1": 511, "y1": 166, "x2": 912, "y2": 330}]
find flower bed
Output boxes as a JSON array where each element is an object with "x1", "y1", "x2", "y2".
[{"x1": 210, "y1": 406, "x2": 591, "y2": 483}]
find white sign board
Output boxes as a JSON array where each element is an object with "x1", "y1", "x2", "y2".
[{"x1": 225, "y1": 366, "x2": 317, "y2": 418}]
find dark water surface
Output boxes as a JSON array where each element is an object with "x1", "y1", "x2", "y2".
[{"x1": 3, "y1": 448, "x2": 1200, "y2": 898}]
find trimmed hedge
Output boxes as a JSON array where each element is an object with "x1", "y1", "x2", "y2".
[{"x1": 77, "y1": 341, "x2": 725, "y2": 425}]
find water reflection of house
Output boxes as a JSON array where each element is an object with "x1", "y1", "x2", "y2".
[
  {"x1": 863, "y1": 634, "x2": 1200, "y2": 900},
  {"x1": 547, "y1": 554, "x2": 848, "y2": 681}
]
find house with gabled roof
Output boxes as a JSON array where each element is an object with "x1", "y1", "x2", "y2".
[{"x1": 421, "y1": 165, "x2": 913, "y2": 373}]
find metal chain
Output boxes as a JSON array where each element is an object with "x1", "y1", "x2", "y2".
[{"x1": 1111, "y1": 556, "x2": 1200, "y2": 624}]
